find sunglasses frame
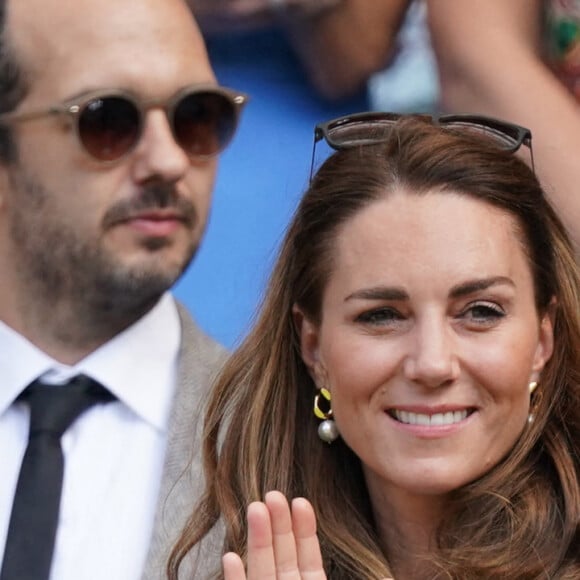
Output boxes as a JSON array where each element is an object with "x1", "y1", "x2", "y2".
[
  {"x1": 310, "y1": 111, "x2": 534, "y2": 180},
  {"x1": 0, "y1": 84, "x2": 249, "y2": 161}
]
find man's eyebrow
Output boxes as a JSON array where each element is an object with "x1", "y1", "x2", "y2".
[
  {"x1": 449, "y1": 276, "x2": 515, "y2": 298},
  {"x1": 345, "y1": 286, "x2": 409, "y2": 302}
]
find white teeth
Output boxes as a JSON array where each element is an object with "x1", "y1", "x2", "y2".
[{"x1": 394, "y1": 409, "x2": 468, "y2": 426}]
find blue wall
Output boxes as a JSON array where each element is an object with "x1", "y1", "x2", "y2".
[{"x1": 174, "y1": 30, "x2": 368, "y2": 348}]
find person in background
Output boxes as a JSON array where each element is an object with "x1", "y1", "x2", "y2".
[
  {"x1": 191, "y1": 0, "x2": 411, "y2": 101},
  {"x1": 170, "y1": 114, "x2": 580, "y2": 579},
  {"x1": 428, "y1": 0, "x2": 580, "y2": 253},
  {"x1": 0, "y1": 0, "x2": 246, "y2": 578}
]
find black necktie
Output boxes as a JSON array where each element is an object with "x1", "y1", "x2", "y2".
[{"x1": 1, "y1": 374, "x2": 114, "y2": 580}]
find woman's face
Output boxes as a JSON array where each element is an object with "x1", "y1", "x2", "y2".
[{"x1": 298, "y1": 190, "x2": 554, "y2": 501}]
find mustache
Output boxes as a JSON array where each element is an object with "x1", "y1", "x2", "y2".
[{"x1": 102, "y1": 184, "x2": 197, "y2": 228}]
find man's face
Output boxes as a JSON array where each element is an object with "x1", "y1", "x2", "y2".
[{"x1": 0, "y1": 0, "x2": 220, "y2": 320}]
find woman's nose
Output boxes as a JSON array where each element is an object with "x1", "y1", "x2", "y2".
[{"x1": 403, "y1": 316, "x2": 460, "y2": 388}]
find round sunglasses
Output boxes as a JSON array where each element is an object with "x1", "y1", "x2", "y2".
[{"x1": 0, "y1": 84, "x2": 248, "y2": 162}]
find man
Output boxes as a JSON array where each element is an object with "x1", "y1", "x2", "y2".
[{"x1": 0, "y1": 0, "x2": 246, "y2": 578}]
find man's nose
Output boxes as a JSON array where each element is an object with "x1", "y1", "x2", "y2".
[
  {"x1": 403, "y1": 316, "x2": 460, "y2": 388},
  {"x1": 131, "y1": 109, "x2": 193, "y2": 184}
]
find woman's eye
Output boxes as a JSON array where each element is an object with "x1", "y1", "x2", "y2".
[
  {"x1": 462, "y1": 302, "x2": 505, "y2": 323},
  {"x1": 356, "y1": 307, "x2": 404, "y2": 326}
]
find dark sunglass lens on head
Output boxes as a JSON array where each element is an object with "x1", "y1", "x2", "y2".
[
  {"x1": 172, "y1": 91, "x2": 237, "y2": 157},
  {"x1": 78, "y1": 96, "x2": 141, "y2": 161}
]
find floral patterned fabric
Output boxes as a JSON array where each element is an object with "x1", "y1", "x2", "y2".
[{"x1": 546, "y1": 0, "x2": 580, "y2": 100}]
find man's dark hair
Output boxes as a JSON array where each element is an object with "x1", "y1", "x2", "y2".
[{"x1": 0, "y1": 0, "x2": 29, "y2": 162}]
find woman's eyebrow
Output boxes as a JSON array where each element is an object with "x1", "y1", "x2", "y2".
[
  {"x1": 344, "y1": 277, "x2": 516, "y2": 303},
  {"x1": 449, "y1": 276, "x2": 515, "y2": 299}
]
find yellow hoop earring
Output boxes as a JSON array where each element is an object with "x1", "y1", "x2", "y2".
[{"x1": 528, "y1": 381, "x2": 539, "y2": 423}]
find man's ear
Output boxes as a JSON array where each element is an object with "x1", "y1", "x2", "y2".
[
  {"x1": 292, "y1": 304, "x2": 326, "y2": 388},
  {"x1": 0, "y1": 163, "x2": 10, "y2": 212}
]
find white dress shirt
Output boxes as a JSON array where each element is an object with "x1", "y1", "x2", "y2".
[{"x1": 0, "y1": 293, "x2": 181, "y2": 580}]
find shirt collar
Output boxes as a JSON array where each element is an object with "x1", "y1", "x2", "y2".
[{"x1": 0, "y1": 293, "x2": 181, "y2": 432}]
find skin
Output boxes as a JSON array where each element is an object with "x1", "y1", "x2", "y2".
[
  {"x1": 428, "y1": 0, "x2": 580, "y2": 254},
  {"x1": 223, "y1": 492, "x2": 327, "y2": 580},
  {"x1": 223, "y1": 494, "x2": 394, "y2": 579},
  {"x1": 295, "y1": 190, "x2": 554, "y2": 577},
  {"x1": 0, "y1": 0, "x2": 219, "y2": 363},
  {"x1": 284, "y1": 0, "x2": 411, "y2": 100},
  {"x1": 189, "y1": 0, "x2": 410, "y2": 100}
]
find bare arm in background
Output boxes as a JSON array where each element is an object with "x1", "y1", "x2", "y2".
[
  {"x1": 428, "y1": 0, "x2": 580, "y2": 252},
  {"x1": 189, "y1": 0, "x2": 411, "y2": 101},
  {"x1": 284, "y1": 0, "x2": 411, "y2": 100}
]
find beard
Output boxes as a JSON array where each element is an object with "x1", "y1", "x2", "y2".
[{"x1": 7, "y1": 164, "x2": 199, "y2": 336}]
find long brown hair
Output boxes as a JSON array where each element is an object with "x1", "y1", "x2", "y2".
[{"x1": 169, "y1": 118, "x2": 580, "y2": 579}]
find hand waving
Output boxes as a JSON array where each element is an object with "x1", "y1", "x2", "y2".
[{"x1": 222, "y1": 491, "x2": 327, "y2": 580}]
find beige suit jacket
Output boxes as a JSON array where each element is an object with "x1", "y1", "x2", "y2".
[{"x1": 142, "y1": 304, "x2": 227, "y2": 579}]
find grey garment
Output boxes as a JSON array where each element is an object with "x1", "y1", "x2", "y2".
[{"x1": 142, "y1": 303, "x2": 228, "y2": 580}]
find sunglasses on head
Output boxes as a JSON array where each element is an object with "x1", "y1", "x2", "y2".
[
  {"x1": 0, "y1": 84, "x2": 248, "y2": 162},
  {"x1": 310, "y1": 112, "x2": 534, "y2": 180}
]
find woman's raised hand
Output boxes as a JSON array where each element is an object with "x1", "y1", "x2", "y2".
[{"x1": 222, "y1": 491, "x2": 327, "y2": 580}]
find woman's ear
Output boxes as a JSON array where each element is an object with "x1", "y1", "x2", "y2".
[
  {"x1": 292, "y1": 304, "x2": 326, "y2": 388},
  {"x1": 532, "y1": 299, "x2": 556, "y2": 373}
]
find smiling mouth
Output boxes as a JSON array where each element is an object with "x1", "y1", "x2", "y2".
[{"x1": 389, "y1": 409, "x2": 475, "y2": 426}]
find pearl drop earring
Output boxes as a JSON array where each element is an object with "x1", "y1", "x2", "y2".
[{"x1": 313, "y1": 387, "x2": 340, "y2": 444}]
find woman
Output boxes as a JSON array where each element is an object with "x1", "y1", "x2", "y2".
[{"x1": 169, "y1": 114, "x2": 580, "y2": 578}]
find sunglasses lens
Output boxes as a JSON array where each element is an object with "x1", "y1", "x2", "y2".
[
  {"x1": 173, "y1": 91, "x2": 238, "y2": 157},
  {"x1": 326, "y1": 118, "x2": 398, "y2": 149},
  {"x1": 446, "y1": 121, "x2": 520, "y2": 151},
  {"x1": 78, "y1": 96, "x2": 140, "y2": 161}
]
